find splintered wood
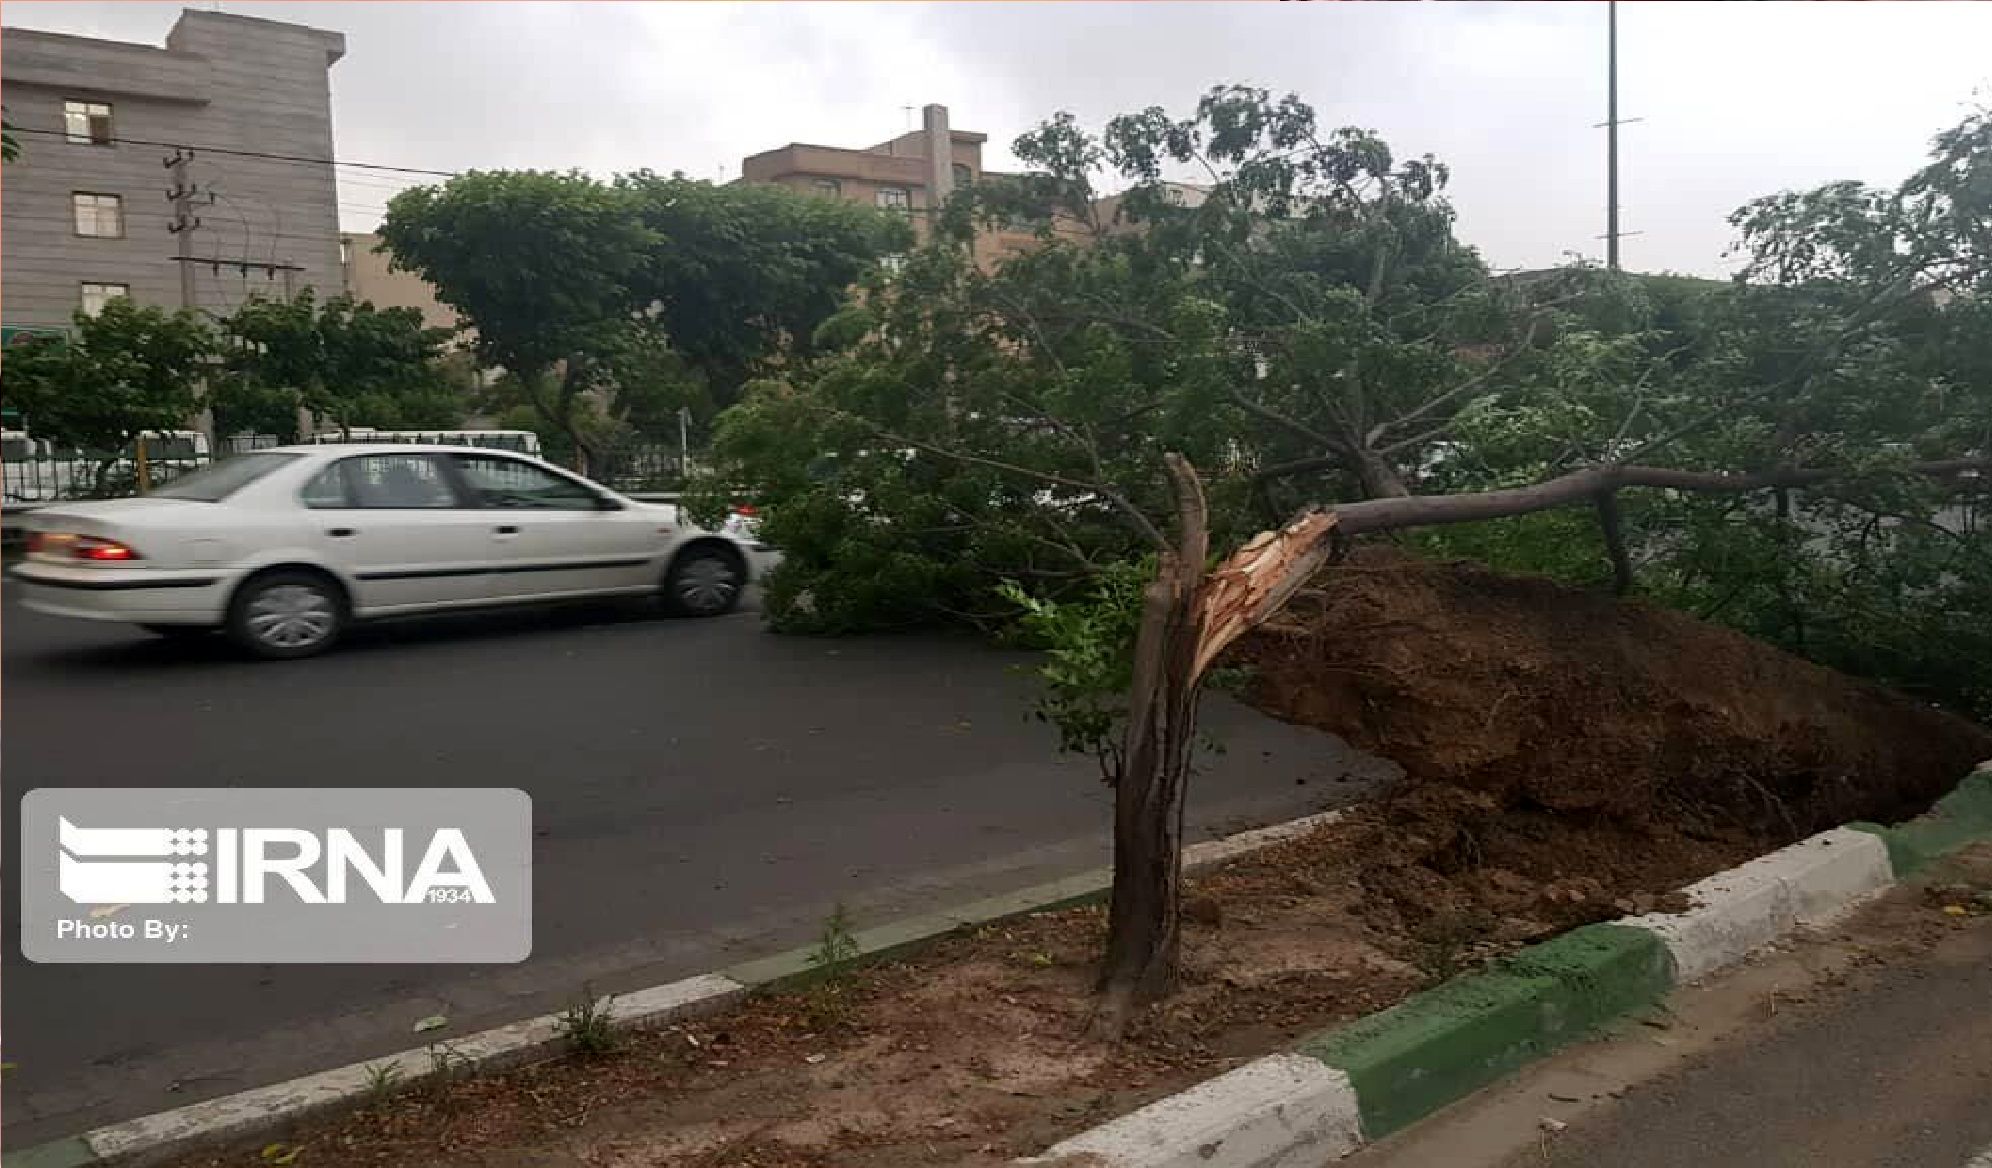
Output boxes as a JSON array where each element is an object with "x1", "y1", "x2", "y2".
[{"x1": 1190, "y1": 509, "x2": 1340, "y2": 680}]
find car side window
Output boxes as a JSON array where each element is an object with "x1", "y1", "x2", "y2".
[
  {"x1": 299, "y1": 463, "x2": 349, "y2": 509},
  {"x1": 452, "y1": 454, "x2": 600, "y2": 510},
  {"x1": 342, "y1": 454, "x2": 459, "y2": 509}
]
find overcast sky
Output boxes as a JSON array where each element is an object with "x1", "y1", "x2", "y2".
[{"x1": 7, "y1": 1, "x2": 1989, "y2": 276}]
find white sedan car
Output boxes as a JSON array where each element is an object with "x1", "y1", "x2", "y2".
[{"x1": 10, "y1": 444, "x2": 776, "y2": 658}]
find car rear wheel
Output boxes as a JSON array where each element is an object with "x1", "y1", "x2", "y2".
[
  {"x1": 227, "y1": 571, "x2": 346, "y2": 659},
  {"x1": 663, "y1": 545, "x2": 744, "y2": 617}
]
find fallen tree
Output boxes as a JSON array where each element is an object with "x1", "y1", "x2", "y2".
[{"x1": 702, "y1": 89, "x2": 1992, "y2": 1029}]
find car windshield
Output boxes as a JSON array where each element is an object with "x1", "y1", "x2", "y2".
[{"x1": 149, "y1": 452, "x2": 300, "y2": 502}]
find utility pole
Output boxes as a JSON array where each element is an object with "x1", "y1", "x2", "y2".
[
  {"x1": 1606, "y1": 0, "x2": 1619, "y2": 270},
  {"x1": 166, "y1": 147, "x2": 206, "y2": 463},
  {"x1": 165, "y1": 148, "x2": 201, "y2": 309}
]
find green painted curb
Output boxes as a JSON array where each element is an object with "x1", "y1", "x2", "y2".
[
  {"x1": 6, "y1": 1137, "x2": 99, "y2": 1167},
  {"x1": 1849, "y1": 767, "x2": 1992, "y2": 877},
  {"x1": 1296, "y1": 923, "x2": 1674, "y2": 1138}
]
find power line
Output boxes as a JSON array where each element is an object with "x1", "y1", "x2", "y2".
[{"x1": 7, "y1": 124, "x2": 457, "y2": 178}]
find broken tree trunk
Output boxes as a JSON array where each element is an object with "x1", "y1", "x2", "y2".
[{"x1": 1092, "y1": 454, "x2": 1341, "y2": 1037}]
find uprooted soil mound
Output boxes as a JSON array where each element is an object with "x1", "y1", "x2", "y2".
[{"x1": 1230, "y1": 551, "x2": 1992, "y2": 938}]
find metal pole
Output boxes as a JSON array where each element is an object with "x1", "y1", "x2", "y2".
[
  {"x1": 679, "y1": 406, "x2": 691, "y2": 480},
  {"x1": 1607, "y1": 0, "x2": 1620, "y2": 271}
]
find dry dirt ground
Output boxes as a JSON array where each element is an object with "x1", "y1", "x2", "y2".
[{"x1": 164, "y1": 557, "x2": 1992, "y2": 1168}]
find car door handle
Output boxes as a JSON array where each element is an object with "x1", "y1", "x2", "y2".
[
  {"x1": 494, "y1": 525, "x2": 520, "y2": 536},
  {"x1": 326, "y1": 527, "x2": 357, "y2": 538}
]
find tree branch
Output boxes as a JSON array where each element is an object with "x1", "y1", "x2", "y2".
[
  {"x1": 1334, "y1": 459, "x2": 1992, "y2": 537},
  {"x1": 1229, "y1": 386, "x2": 1349, "y2": 453},
  {"x1": 850, "y1": 416, "x2": 1171, "y2": 553},
  {"x1": 1367, "y1": 319, "x2": 1540, "y2": 449}
]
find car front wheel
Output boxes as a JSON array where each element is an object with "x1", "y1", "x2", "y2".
[
  {"x1": 227, "y1": 571, "x2": 346, "y2": 659},
  {"x1": 663, "y1": 545, "x2": 744, "y2": 617}
]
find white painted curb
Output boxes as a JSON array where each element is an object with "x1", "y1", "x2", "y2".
[
  {"x1": 1016, "y1": 1054, "x2": 1363, "y2": 1168},
  {"x1": 1620, "y1": 827, "x2": 1892, "y2": 982},
  {"x1": 80, "y1": 973, "x2": 746, "y2": 1165}
]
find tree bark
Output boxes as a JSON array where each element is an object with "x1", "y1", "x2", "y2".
[
  {"x1": 1595, "y1": 489, "x2": 1634, "y2": 596},
  {"x1": 1333, "y1": 459, "x2": 1990, "y2": 537},
  {"x1": 1092, "y1": 455, "x2": 1208, "y2": 1037},
  {"x1": 1354, "y1": 448, "x2": 1411, "y2": 500},
  {"x1": 1092, "y1": 466, "x2": 1342, "y2": 1039}
]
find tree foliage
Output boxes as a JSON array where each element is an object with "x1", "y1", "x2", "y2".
[
  {"x1": 215, "y1": 291, "x2": 460, "y2": 440},
  {"x1": 378, "y1": 170, "x2": 909, "y2": 469},
  {"x1": 1, "y1": 299, "x2": 212, "y2": 453},
  {"x1": 708, "y1": 89, "x2": 1992, "y2": 718},
  {"x1": 0, "y1": 292, "x2": 473, "y2": 465}
]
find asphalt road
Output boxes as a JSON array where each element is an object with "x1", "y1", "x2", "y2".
[
  {"x1": 1, "y1": 592, "x2": 1394, "y2": 1148},
  {"x1": 1513, "y1": 918, "x2": 1992, "y2": 1168}
]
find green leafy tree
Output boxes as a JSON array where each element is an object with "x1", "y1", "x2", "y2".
[
  {"x1": 616, "y1": 172, "x2": 912, "y2": 401},
  {"x1": 1, "y1": 299, "x2": 213, "y2": 490},
  {"x1": 378, "y1": 170, "x2": 907, "y2": 473},
  {"x1": 706, "y1": 90, "x2": 1992, "y2": 1027},
  {"x1": 377, "y1": 170, "x2": 655, "y2": 470},
  {"x1": 216, "y1": 291, "x2": 460, "y2": 440}
]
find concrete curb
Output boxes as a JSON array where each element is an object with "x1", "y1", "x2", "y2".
[
  {"x1": 1019, "y1": 1054, "x2": 1362, "y2": 1168},
  {"x1": 1016, "y1": 762, "x2": 1992, "y2": 1167},
  {"x1": 20, "y1": 809, "x2": 1349, "y2": 1167}
]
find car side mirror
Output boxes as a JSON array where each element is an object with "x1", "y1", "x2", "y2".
[{"x1": 593, "y1": 494, "x2": 625, "y2": 512}]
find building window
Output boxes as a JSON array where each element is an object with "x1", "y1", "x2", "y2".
[
  {"x1": 72, "y1": 193, "x2": 124, "y2": 238},
  {"x1": 63, "y1": 100, "x2": 114, "y2": 146},
  {"x1": 951, "y1": 163, "x2": 973, "y2": 189},
  {"x1": 811, "y1": 178, "x2": 842, "y2": 199},
  {"x1": 79, "y1": 282, "x2": 129, "y2": 317},
  {"x1": 875, "y1": 187, "x2": 910, "y2": 212}
]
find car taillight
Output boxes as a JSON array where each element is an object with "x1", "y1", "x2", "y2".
[
  {"x1": 72, "y1": 536, "x2": 141, "y2": 562},
  {"x1": 25, "y1": 532, "x2": 46, "y2": 554}
]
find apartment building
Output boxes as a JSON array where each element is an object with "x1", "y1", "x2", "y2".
[
  {"x1": 740, "y1": 103, "x2": 1048, "y2": 268},
  {"x1": 0, "y1": 9, "x2": 346, "y2": 333}
]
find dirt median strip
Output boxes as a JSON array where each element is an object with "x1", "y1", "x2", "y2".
[
  {"x1": 23, "y1": 810, "x2": 1350, "y2": 1168},
  {"x1": 31, "y1": 765, "x2": 1992, "y2": 1168},
  {"x1": 1024, "y1": 762, "x2": 1992, "y2": 1168}
]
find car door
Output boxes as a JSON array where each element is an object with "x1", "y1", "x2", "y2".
[
  {"x1": 300, "y1": 453, "x2": 506, "y2": 613},
  {"x1": 447, "y1": 453, "x2": 658, "y2": 600}
]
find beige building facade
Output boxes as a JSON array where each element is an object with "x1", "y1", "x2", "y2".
[
  {"x1": 741, "y1": 103, "x2": 1047, "y2": 268},
  {"x1": 341, "y1": 231, "x2": 462, "y2": 336}
]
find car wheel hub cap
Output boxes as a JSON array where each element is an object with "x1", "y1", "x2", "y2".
[
  {"x1": 247, "y1": 584, "x2": 335, "y2": 648},
  {"x1": 676, "y1": 559, "x2": 738, "y2": 610}
]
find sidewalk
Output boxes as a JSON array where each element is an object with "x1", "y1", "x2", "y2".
[{"x1": 1353, "y1": 842, "x2": 1992, "y2": 1168}]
